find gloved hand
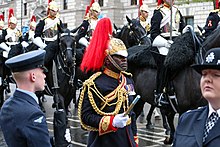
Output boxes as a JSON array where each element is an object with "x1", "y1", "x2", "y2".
[
  {"x1": 21, "y1": 41, "x2": 29, "y2": 48},
  {"x1": 165, "y1": 40, "x2": 173, "y2": 48},
  {"x1": 112, "y1": 113, "x2": 129, "y2": 128},
  {"x1": 33, "y1": 37, "x2": 47, "y2": 49},
  {"x1": 5, "y1": 34, "x2": 12, "y2": 40},
  {"x1": 0, "y1": 42, "x2": 11, "y2": 52},
  {"x1": 64, "y1": 128, "x2": 71, "y2": 143}
]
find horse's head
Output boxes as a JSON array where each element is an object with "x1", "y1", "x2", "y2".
[
  {"x1": 59, "y1": 28, "x2": 76, "y2": 67},
  {"x1": 125, "y1": 15, "x2": 151, "y2": 47}
]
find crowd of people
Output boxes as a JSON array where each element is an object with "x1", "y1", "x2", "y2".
[{"x1": 0, "y1": 0, "x2": 220, "y2": 147}]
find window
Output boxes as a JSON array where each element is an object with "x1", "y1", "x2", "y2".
[
  {"x1": 64, "y1": 0, "x2": 67, "y2": 10},
  {"x1": 98, "y1": 0, "x2": 103, "y2": 7},
  {"x1": 24, "y1": 3, "x2": 27, "y2": 16},
  {"x1": 131, "y1": 0, "x2": 137, "y2": 5},
  {"x1": 184, "y1": 16, "x2": 194, "y2": 28}
]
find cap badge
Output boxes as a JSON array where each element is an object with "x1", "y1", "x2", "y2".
[{"x1": 206, "y1": 52, "x2": 215, "y2": 63}]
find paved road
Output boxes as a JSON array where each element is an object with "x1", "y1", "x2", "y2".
[{"x1": 0, "y1": 83, "x2": 178, "y2": 147}]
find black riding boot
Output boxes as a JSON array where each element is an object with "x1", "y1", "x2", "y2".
[{"x1": 151, "y1": 51, "x2": 169, "y2": 106}]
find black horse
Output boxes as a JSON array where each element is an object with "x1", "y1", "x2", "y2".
[
  {"x1": 0, "y1": 28, "x2": 77, "y2": 113},
  {"x1": 114, "y1": 16, "x2": 151, "y2": 48},
  {"x1": 127, "y1": 28, "x2": 213, "y2": 144}
]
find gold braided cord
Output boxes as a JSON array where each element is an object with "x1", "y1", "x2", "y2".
[
  {"x1": 78, "y1": 72, "x2": 130, "y2": 131},
  {"x1": 78, "y1": 72, "x2": 102, "y2": 131}
]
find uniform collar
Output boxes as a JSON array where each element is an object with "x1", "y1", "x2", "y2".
[
  {"x1": 208, "y1": 103, "x2": 220, "y2": 118},
  {"x1": 164, "y1": 3, "x2": 171, "y2": 9},
  {"x1": 103, "y1": 68, "x2": 120, "y2": 79},
  {"x1": 16, "y1": 88, "x2": 39, "y2": 104}
]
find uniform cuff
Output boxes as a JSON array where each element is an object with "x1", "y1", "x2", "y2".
[
  {"x1": 134, "y1": 135, "x2": 139, "y2": 147},
  {"x1": 99, "y1": 116, "x2": 118, "y2": 136}
]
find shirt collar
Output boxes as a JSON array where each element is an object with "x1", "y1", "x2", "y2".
[
  {"x1": 208, "y1": 103, "x2": 220, "y2": 118},
  {"x1": 16, "y1": 88, "x2": 39, "y2": 104}
]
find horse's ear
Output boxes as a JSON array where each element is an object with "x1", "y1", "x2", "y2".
[
  {"x1": 197, "y1": 25, "x2": 203, "y2": 34},
  {"x1": 126, "y1": 15, "x2": 132, "y2": 24},
  {"x1": 58, "y1": 25, "x2": 64, "y2": 33},
  {"x1": 113, "y1": 23, "x2": 118, "y2": 30}
]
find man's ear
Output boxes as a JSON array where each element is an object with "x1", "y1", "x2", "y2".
[{"x1": 30, "y1": 72, "x2": 36, "y2": 82}]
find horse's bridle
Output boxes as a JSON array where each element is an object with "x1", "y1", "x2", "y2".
[{"x1": 127, "y1": 23, "x2": 148, "y2": 45}]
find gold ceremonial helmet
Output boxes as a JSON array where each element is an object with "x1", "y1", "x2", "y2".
[
  {"x1": 140, "y1": 4, "x2": 149, "y2": 12},
  {"x1": 106, "y1": 38, "x2": 128, "y2": 57},
  {"x1": 48, "y1": 1, "x2": 59, "y2": 12},
  {"x1": 9, "y1": 16, "x2": 17, "y2": 24},
  {"x1": 90, "y1": 2, "x2": 101, "y2": 13}
]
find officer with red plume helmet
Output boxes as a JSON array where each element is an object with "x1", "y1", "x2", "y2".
[
  {"x1": 78, "y1": 17, "x2": 138, "y2": 147},
  {"x1": 0, "y1": 8, "x2": 22, "y2": 58},
  {"x1": 23, "y1": 15, "x2": 37, "y2": 44},
  {"x1": 150, "y1": 0, "x2": 186, "y2": 106},
  {"x1": 76, "y1": 1, "x2": 101, "y2": 48},
  {"x1": 33, "y1": 0, "x2": 63, "y2": 50}
]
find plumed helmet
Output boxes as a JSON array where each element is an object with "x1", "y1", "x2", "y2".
[
  {"x1": 90, "y1": 2, "x2": 101, "y2": 13},
  {"x1": 80, "y1": 17, "x2": 127, "y2": 73},
  {"x1": 30, "y1": 15, "x2": 37, "y2": 27},
  {"x1": 8, "y1": 8, "x2": 17, "y2": 24},
  {"x1": 107, "y1": 38, "x2": 128, "y2": 57},
  {"x1": 0, "y1": 14, "x2": 4, "y2": 27},
  {"x1": 48, "y1": 1, "x2": 59, "y2": 12},
  {"x1": 140, "y1": 4, "x2": 149, "y2": 12}
]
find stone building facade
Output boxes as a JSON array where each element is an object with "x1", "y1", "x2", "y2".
[{"x1": 0, "y1": 0, "x2": 215, "y2": 33}]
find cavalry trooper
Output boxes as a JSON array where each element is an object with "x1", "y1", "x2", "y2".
[
  {"x1": 150, "y1": 0, "x2": 185, "y2": 106},
  {"x1": 23, "y1": 15, "x2": 37, "y2": 44},
  {"x1": 0, "y1": 8, "x2": 22, "y2": 58},
  {"x1": 76, "y1": 2, "x2": 101, "y2": 47},
  {"x1": 78, "y1": 17, "x2": 138, "y2": 147},
  {"x1": 138, "y1": 3, "x2": 151, "y2": 34},
  {"x1": 33, "y1": 0, "x2": 63, "y2": 52}
]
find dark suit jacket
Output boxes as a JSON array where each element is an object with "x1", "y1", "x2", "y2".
[
  {"x1": 0, "y1": 90, "x2": 52, "y2": 147},
  {"x1": 173, "y1": 106, "x2": 220, "y2": 147}
]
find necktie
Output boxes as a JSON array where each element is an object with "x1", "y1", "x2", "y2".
[{"x1": 203, "y1": 112, "x2": 219, "y2": 142}]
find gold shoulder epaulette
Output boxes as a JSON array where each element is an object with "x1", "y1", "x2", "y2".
[
  {"x1": 210, "y1": 9, "x2": 219, "y2": 13},
  {"x1": 121, "y1": 71, "x2": 132, "y2": 77}
]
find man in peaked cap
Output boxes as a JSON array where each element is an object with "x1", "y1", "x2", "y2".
[
  {"x1": 78, "y1": 17, "x2": 138, "y2": 147},
  {"x1": 173, "y1": 47, "x2": 220, "y2": 146},
  {"x1": 0, "y1": 50, "x2": 54, "y2": 147}
]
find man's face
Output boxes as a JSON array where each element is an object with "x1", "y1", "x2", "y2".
[
  {"x1": 49, "y1": 9, "x2": 58, "y2": 18},
  {"x1": 33, "y1": 68, "x2": 46, "y2": 92},
  {"x1": 9, "y1": 23, "x2": 16, "y2": 29},
  {"x1": 111, "y1": 55, "x2": 128, "y2": 72},
  {"x1": 201, "y1": 69, "x2": 220, "y2": 109},
  {"x1": 140, "y1": 10, "x2": 148, "y2": 19},
  {"x1": 164, "y1": 0, "x2": 175, "y2": 5},
  {"x1": 90, "y1": 10, "x2": 100, "y2": 18}
]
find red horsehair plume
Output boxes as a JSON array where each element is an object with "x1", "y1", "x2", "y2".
[
  {"x1": 157, "y1": 0, "x2": 163, "y2": 6},
  {"x1": 8, "y1": 8, "x2": 14, "y2": 26},
  {"x1": 30, "y1": 15, "x2": 36, "y2": 22},
  {"x1": 80, "y1": 17, "x2": 113, "y2": 73},
  {"x1": 0, "y1": 14, "x2": 4, "y2": 21}
]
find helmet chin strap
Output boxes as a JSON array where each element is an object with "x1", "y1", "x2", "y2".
[{"x1": 107, "y1": 55, "x2": 124, "y2": 72}]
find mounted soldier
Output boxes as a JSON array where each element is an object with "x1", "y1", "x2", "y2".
[
  {"x1": 0, "y1": 8, "x2": 22, "y2": 58},
  {"x1": 0, "y1": 14, "x2": 6, "y2": 49},
  {"x1": 33, "y1": 0, "x2": 63, "y2": 51},
  {"x1": 23, "y1": 15, "x2": 37, "y2": 44},
  {"x1": 138, "y1": 2, "x2": 151, "y2": 34},
  {"x1": 76, "y1": 1, "x2": 101, "y2": 47},
  {"x1": 150, "y1": 0, "x2": 186, "y2": 106}
]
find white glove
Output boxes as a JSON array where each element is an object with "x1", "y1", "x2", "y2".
[
  {"x1": 112, "y1": 113, "x2": 129, "y2": 128},
  {"x1": 165, "y1": 40, "x2": 173, "y2": 48},
  {"x1": 5, "y1": 34, "x2": 11, "y2": 40},
  {"x1": 21, "y1": 41, "x2": 29, "y2": 48},
  {"x1": 78, "y1": 37, "x2": 89, "y2": 47},
  {"x1": 64, "y1": 128, "x2": 71, "y2": 143},
  {"x1": 0, "y1": 42, "x2": 11, "y2": 52},
  {"x1": 182, "y1": 25, "x2": 193, "y2": 34},
  {"x1": 33, "y1": 37, "x2": 47, "y2": 49}
]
